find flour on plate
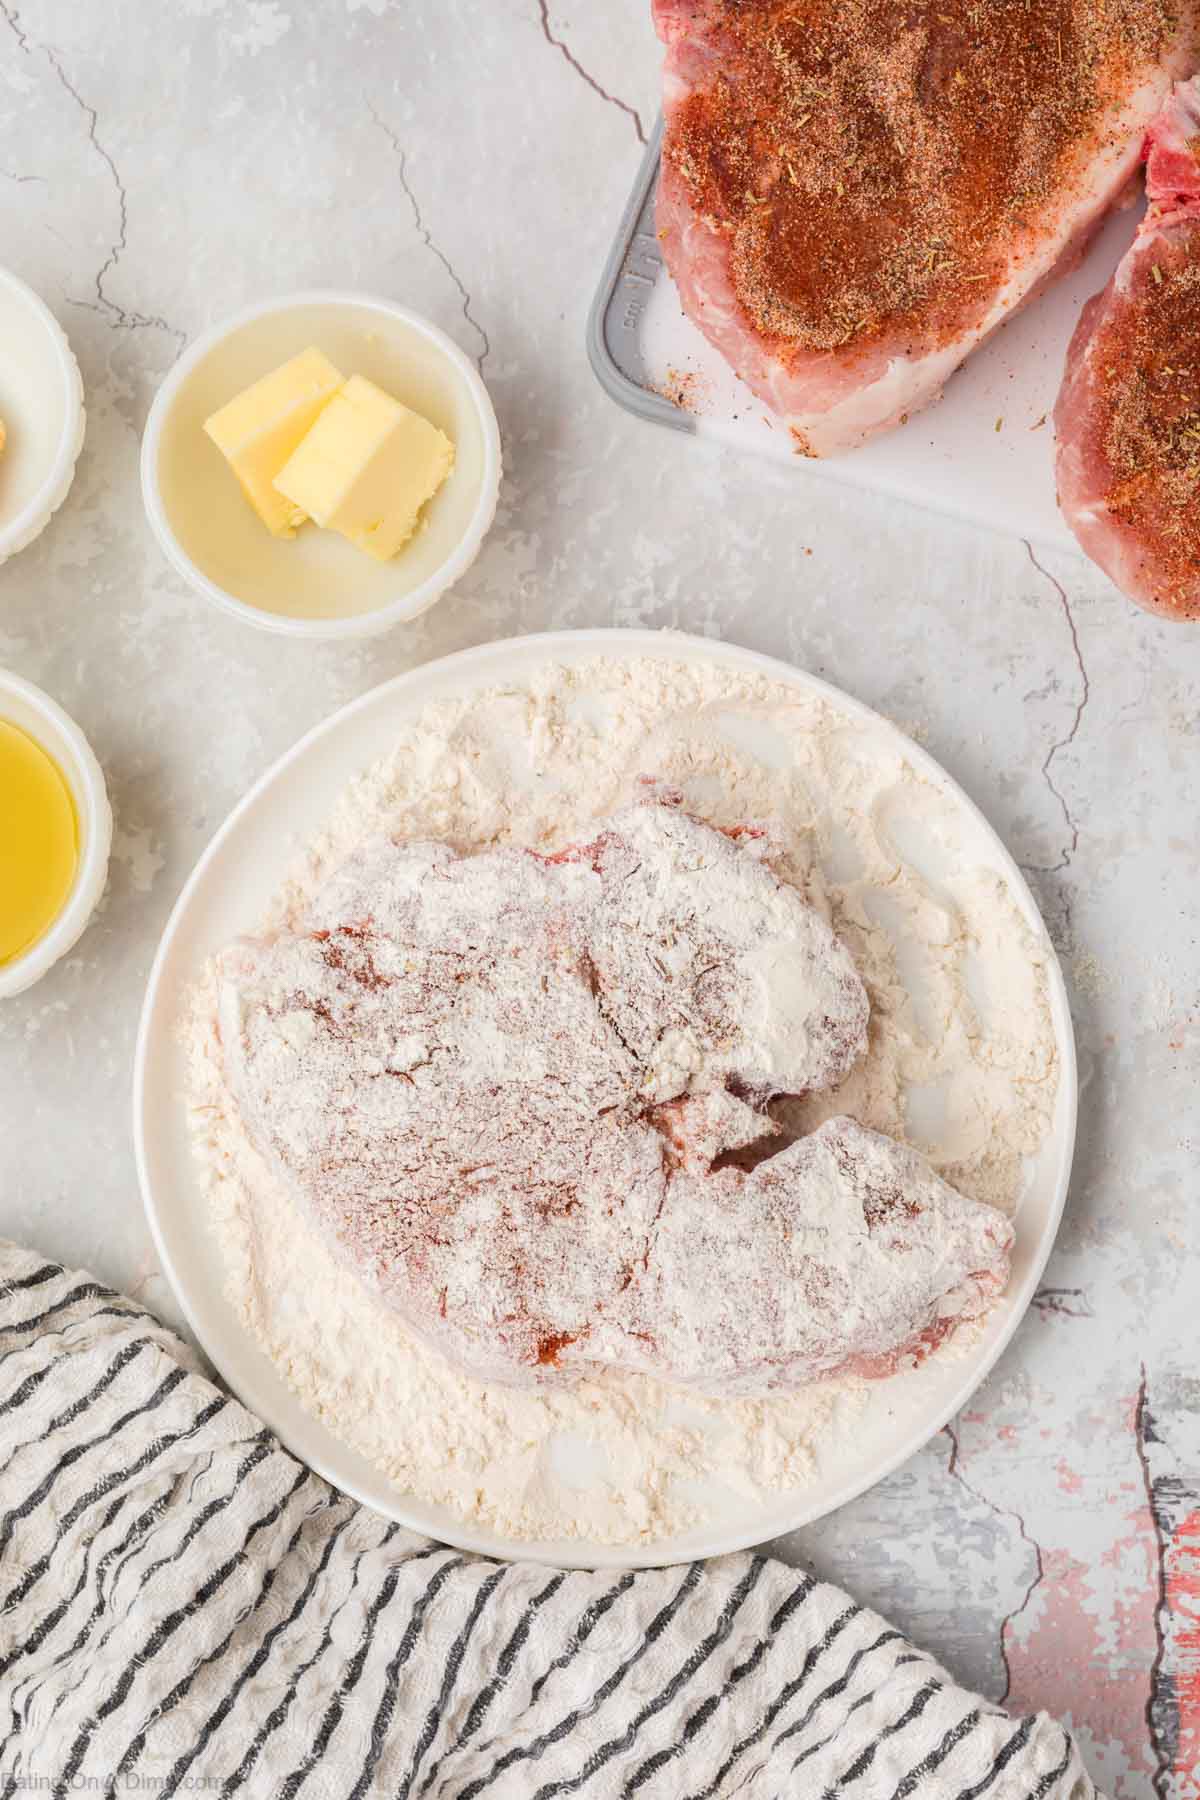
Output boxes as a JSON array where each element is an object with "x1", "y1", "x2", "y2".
[{"x1": 185, "y1": 654, "x2": 1059, "y2": 1546}]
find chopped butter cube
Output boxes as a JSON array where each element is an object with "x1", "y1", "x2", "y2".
[
  {"x1": 203, "y1": 347, "x2": 343, "y2": 537},
  {"x1": 273, "y1": 374, "x2": 454, "y2": 561}
]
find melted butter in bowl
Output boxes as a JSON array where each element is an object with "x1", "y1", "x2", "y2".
[
  {"x1": 0, "y1": 721, "x2": 78, "y2": 966},
  {"x1": 0, "y1": 673, "x2": 111, "y2": 1000},
  {"x1": 140, "y1": 293, "x2": 501, "y2": 639}
]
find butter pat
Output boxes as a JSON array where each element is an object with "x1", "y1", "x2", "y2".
[
  {"x1": 204, "y1": 348, "x2": 343, "y2": 537},
  {"x1": 273, "y1": 374, "x2": 454, "y2": 561}
]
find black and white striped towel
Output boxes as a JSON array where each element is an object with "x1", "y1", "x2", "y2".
[{"x1": 0, "y1": 1241, "x2": 1097, "y2": 1798}]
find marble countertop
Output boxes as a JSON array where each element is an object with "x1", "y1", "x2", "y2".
[{"x1": 1, "y1": 4, "x2": 1197, "y2": 1793}]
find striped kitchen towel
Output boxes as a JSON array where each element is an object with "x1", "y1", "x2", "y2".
[{"x1": 0, "y1": 1241, "x2": 1097, "y2": 1799}]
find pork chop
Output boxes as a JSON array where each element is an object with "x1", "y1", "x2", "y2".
[
  {"x1": 216, "y1": 801, "x2": 1010, "y2": 1394},
  {"x1": 624, "y1": 1117, "x2": 1012, "y2": 1394},
  {"x1": 654, "y1": 0, "x2": 1194, "y2": 455},
  {"x1": 1055, "y1": 77, "x2": 1200, "y2": 618}
]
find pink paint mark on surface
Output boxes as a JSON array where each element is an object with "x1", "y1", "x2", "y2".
[
  {"x1": 1003, "y1": 1387, "x2": 1162, "y2": 1798},
  {"x1": 1165, "y1": 1505, "x2": 1200, "y2": 1794},
  {"x1": 1057, "y1": 1458, "x2": 1084, "y2": 1496},
  {"x1": 1006, "y1": 1546, "x2": 1159, "y2": 1793},
  {"x1": 1004, "y1": 1549, "x2": 1100, "y2": 1724}
]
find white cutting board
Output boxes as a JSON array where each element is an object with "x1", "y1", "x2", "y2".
[{"x1": 588, "y1": 124, "x2": 1140, "y2": 553}]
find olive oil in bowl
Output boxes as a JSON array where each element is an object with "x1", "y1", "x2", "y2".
[{"x1": 0, "y1": 718, "x2": 79, "y2": 965}]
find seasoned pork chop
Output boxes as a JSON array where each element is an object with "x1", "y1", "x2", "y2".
[
  {"x1": 1055, "y1": 77, "x2": 1200, "y2": 618},
  {"x1": 655, "y1": 0, "x2": 1194, "y2": 455},
  {"x1": 216, "y1": 801, "x2": 1010, "y2": 1394}
]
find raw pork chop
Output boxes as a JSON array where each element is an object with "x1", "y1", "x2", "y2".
[
  {"x1": 1055, "y1": 78, "x2": 1200, "y2": 618},
  {"x1": 654, "y1": 0, "x2": 1194, "y2": 455},
  {"x1": 216, "y1": 801, "x2": 1010, "y2": 1394}
]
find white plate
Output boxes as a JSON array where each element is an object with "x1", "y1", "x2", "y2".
[{"x1": 134, "y1": 629, "x2": 1077, "y2": 1569}]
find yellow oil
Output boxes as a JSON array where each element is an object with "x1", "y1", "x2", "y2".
[{"x1": 0, "y1": 720, "x2": 79, "y2": 965}]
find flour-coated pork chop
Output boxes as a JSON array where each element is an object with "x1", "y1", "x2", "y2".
[{"x1": 216, "y1": 801, "x2": 1010, "y2": 1393}]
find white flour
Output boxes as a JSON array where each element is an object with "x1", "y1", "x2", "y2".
[{"x1": 185, "y1": 653, "x2": 1060, "y2": 1547}]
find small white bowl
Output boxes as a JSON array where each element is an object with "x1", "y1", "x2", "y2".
[
  {"x1": 0, "y1": 672, "x2": 112, "y2": 999},
  {"x1": 0, "y1": 267, "x2": 86, "y2": 564},
  {"x1": 140, "y1": 292, "x2": 502, "y2": 640}
]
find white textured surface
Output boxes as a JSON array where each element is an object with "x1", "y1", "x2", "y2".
[{"x1": 0, "y1": 3, "x2": 1198, "y2": 1792}]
